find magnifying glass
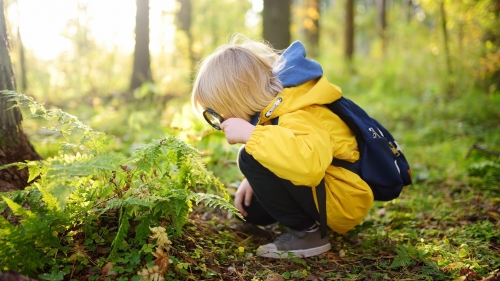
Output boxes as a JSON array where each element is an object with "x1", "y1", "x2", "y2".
[{"x1": 203, "y1": 108, "x2": 225, "y2": 130}]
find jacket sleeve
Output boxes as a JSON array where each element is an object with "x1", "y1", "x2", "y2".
[{"x1": 244, "y1": 109, "x2": 332, "y2": 187}]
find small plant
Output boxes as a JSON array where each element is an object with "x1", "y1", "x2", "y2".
[{"x1": 0, "y1": 91, "x2": 240, "y2": 279}]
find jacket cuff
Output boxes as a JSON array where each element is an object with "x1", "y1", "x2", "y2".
[{"x1": 244, "y1": 125, "x2": 264, "y2": 155}]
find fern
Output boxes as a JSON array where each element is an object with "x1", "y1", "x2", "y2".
[
  {"x1": 3, "y1": 90, "x2": 107, "y2": 155},
  {"x1": 109, "y1": 206, "x2": 131, "y2": 257},
  {"x1": 46, "y1": 152, "x2": 124, "y2": 177},
  {"x1": 0, "y1": 91, "x2": 240, "y2": 278},
  {"x1": 188, "y1": 192, "x2": 242, "y2": 219},
  {"x1": 390, "y1": 245, "x2": 418, "y2": 269},
  {"x1": 0, "y1": 197, "x2": 66, "y2": 274}
]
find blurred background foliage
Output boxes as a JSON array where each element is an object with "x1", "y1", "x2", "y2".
[{"x1": 3, "y1": 0, "x2": 500, "y2": 188}]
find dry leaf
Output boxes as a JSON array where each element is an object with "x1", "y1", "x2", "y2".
[
  {"x1": 101, "y1": 262, "x2": 116, "y2": 276},
  {"x1": 152, "y1": 247, "x2": 170, "y2": 275},
  {"x1": 266, "y1": 273, "x2": 285, "y2": 281},
  {"x1": 338, "y1": 249, "x2": 346, "y2": 258}
]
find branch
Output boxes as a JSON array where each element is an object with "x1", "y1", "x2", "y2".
[{"x1": 466, "y1": 143, "x2": 500, "y2": 158}]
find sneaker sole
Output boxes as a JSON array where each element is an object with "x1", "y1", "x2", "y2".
[{"x1": 258, "y1": 243, "x2": 331, "y2": 259}]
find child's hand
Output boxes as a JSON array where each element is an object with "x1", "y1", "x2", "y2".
[
  {"x1": 234, "y1": 178, "x2": 253, "y2": 217},
  {"x1": 220, "y1": 118, "x2": 255, "y2": 144}
]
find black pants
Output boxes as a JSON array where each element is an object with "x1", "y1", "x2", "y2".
[{"x1": 237, "y1": 148, "x2": 320, "y2": 231}]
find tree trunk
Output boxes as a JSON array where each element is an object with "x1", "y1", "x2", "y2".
[
  {"x1": 130, "y1": 0, "x2": 152, "y2": 92},
  {"x1": 405, "y1": 0, "x2": 413, "y2": 23},
  {"x1": 377, "y1": 0, "x2": 387, "y2": 56},
  {"x1": 344, "y1": 0, "x2": 354, "y2": 70},
  {"x1": 176, "y1": 0, "x2": 195, "y2": 70},
  {"x1": 0, "y1": 0, "x2": 42, "y2": 192},
  {"x1": 440, "y1": 1, "x2": 452, "y2": 76},
  {"x1": 16, "y1": 27, "x2": 26, "y2": 92},
  {"x1": 439, "y1": 1, "x2": 454, "y2": 95},
  {"x1": 301, "y1": 0, "x2": 320, "y2": 58},
  {"x1": 263, "y1": 0, "x2": 291, "y2": 50},
  {"x1": 482, "y1": 0, "x2": 500, "y2": 90}
]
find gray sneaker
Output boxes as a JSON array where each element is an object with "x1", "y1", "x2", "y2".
[{"x1": 256, "y1": 229, "x2": 331, "y2": 258}]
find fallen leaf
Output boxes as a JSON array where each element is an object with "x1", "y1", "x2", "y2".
[
  {"x1": 338, "y1": 249, "x2": 346, "y2": 258},
  {"x1": 207, "y1": 264, "x2": 221, "y2": 273},
  {"x1": 101, "y1": 262, "x2": 116, "y2": 276},
  {"x1": 487, "y1": 211, "x2": 500, "y2": 221},
  {"x1": 266, "y1": 273, "x2": 285, "y2": 281},
  {"x1": 152, "y1": 247, "x2": 169, "y2": 274}
]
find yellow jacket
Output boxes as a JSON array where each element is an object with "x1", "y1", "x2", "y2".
[{"x1": 244, "y1": 76, "x2": 374, "y2": 234}]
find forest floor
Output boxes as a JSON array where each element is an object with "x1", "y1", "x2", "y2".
[
  {"x1": 157, "y1": 181, "x2": 500, "y2": 281},
  {"x1": 1, "y1": 178, "x2": 499, "y2": 281}
]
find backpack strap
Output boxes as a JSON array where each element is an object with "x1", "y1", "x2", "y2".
[
  {"x1": 331, "y1": 158, "x2": 354, "y2": 170},
  {"x1": 316, "y1": 179, "x2": 328, "y2": 238},
  {"x1": 270, "y1": 116, "x2": 328, "y2": 238}
]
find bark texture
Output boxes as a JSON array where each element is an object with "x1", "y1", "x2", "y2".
[
  {"x1": 344, "y1": 0, "x2": 354, "y2": 61},
  {"x1": 130, "y1": 0, "x2": 152, "y2": 91},
  {"x1": 301, "y1": 0, "x2": 320, "y2": 58},
  {"x1": 0, "y1": 0, "x2": 42, "y2": 192},
  {"x1": 263, "y1": 0, "x2": 291, "y2": 50}
]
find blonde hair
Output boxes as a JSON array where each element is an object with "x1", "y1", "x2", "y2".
[{"x1": 191, "y1": 34, "x2": 284, "y2": 122}]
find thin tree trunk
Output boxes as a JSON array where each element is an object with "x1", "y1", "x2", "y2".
[
  {"x1": 482, "y1": 0, "x2": 500, "y2": 90},
  {"x1": 439, "y1": 1, "x2": 454, "y2": 95},
  {"x1": 301, "y1": 0, "x2": 320, "y2": 58},
  {"x1": 406, "y1": 0, "x2": 413, "y2": 23},
  {"x1": 130, "y1": 0, "x2": 152, "y2": 92},
  {"x1": 0, "y1": 0, "x2": 42, "y2": 191},
  {"x1": 440, "y1": 1, "x2": 452, "y2": 76},
  {"x1": 344, "y1": 0, "x2": 354, "y2": 71},
  {"x1": 177, "y1": 0, "x2": 195, "y2": 71},
  {"x1": 377, "y1": 0, "x2": 387, "y2": 56},
  {"x1": 263, "y1": 0, "x2": 291, "y2": 50}
]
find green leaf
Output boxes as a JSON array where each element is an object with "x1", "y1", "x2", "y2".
[
  {"x1": 2, "y1": 196, "x2": 33, "y2": 218},
  {"x1": 458, "y1": 247, "x2": 469, "y2": 258},
  {"x1": 34, "y1": 182, "x2": 66, "y2": 211},
  {"x1": 27, "y1": 161, "x2": 42, "y2": 182},
  {"x1": 29, "y1": 103, "x2": 37, "y2": 114},
  {"x1": 0, "y1": 162, "x2": 27, "y2": 171}
]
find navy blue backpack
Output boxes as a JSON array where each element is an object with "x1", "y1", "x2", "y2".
[
  {"x1": 271, "y1": 96, "x2": 412, "y2": 237},
  {"x1": 326, "y1": 97, "x2": 412, "y2": 201}
]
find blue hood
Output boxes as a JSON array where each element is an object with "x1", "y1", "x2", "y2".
[
  {"x1": 250, "y1": 41, "x2": 323, "y2": 125},
  {"x1": 276, "y1": 41, "x2": 323, "y2": 87}
]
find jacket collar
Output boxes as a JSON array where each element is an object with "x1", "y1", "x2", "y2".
[{"x1": 250, "y1": 41, "x2": 323, "y2": 125}]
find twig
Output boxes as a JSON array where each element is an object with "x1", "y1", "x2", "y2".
[{"x1": 466, "y1": 143, "x2": 500, "y2": 158}]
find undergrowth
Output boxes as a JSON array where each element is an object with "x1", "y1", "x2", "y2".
[{"x1": 0, "y1": 91, "x2": 240, "y2": 280}]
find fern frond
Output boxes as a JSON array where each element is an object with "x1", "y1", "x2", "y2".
[
  {"x1": 188, "y1": 192, "x2": 243, "y2": 220},
  {"x1": 389, "y1": 245, "x2": 418, "y2": 269},
  {"x1": 127, "y1": 139, "x2": 164, "y2": 172},
  {"x1": 0, "y1": 162, "x2": 27, "y2": 171},
  {"x1": 127, "y1": 136, "x2": 201, "y2": 173},
  {"x1": 123, "y1": 196, "x2": 155, "y2": 208},
  {"x1": 2, "y1": 91, "x2": 109, "y2": 154},
  {"x1": 46, "y1": 152, "x2": 124, "y2": 177},
  {"x1": 110, "y1": 207, "x2": 131, "y2": 258},
  {"x1": 2, "y1": 196, "x2": 35, "y2": 219}
]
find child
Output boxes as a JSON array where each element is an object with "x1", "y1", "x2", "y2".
[{"x1": 191, "y1": 35, "x2": 374, "y2": 258}]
